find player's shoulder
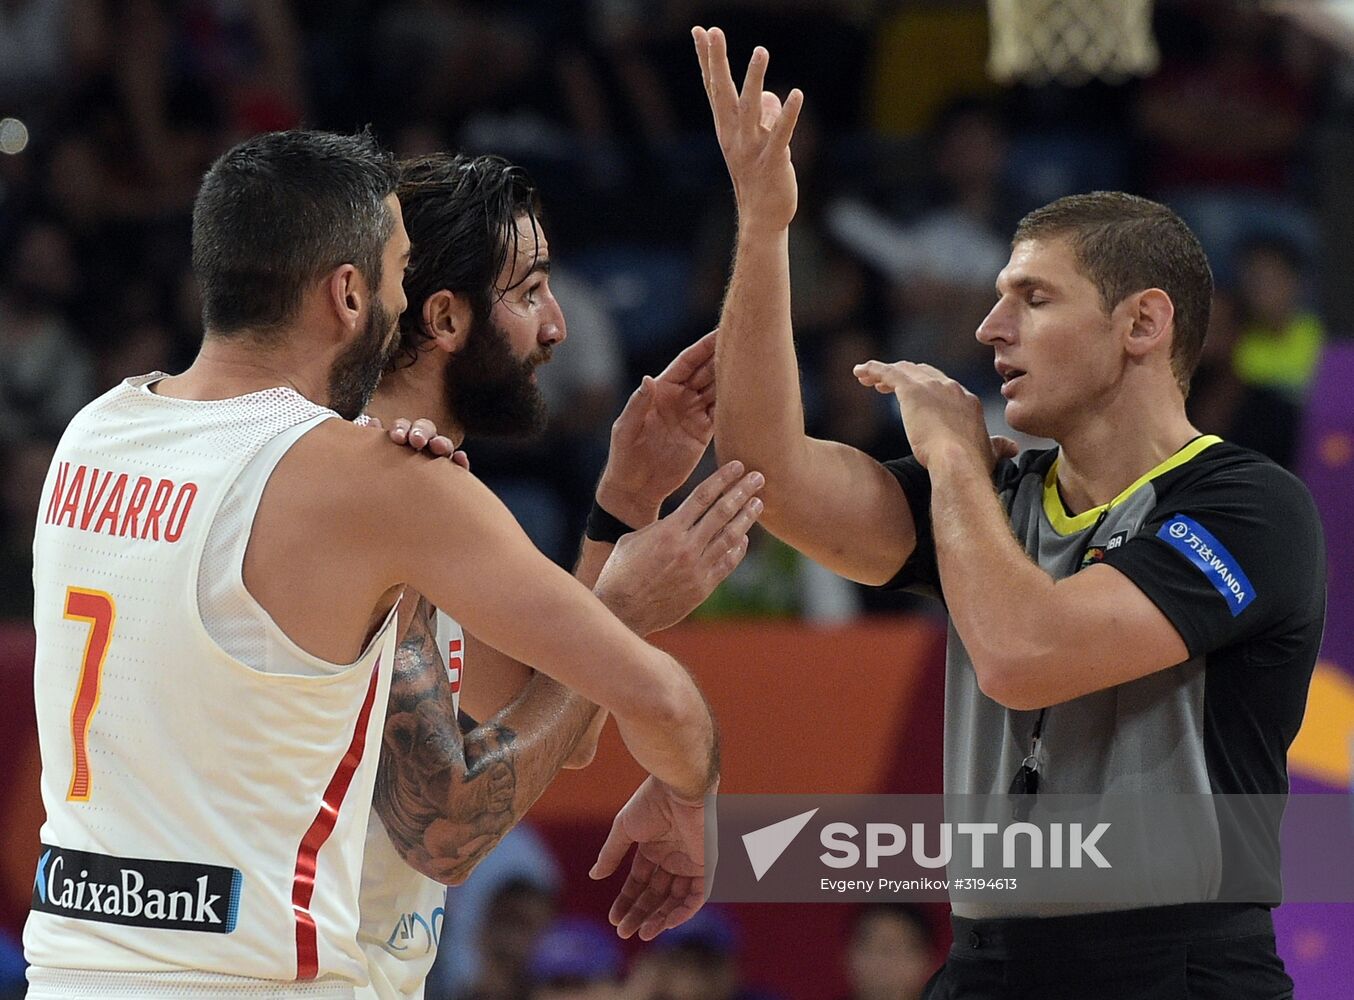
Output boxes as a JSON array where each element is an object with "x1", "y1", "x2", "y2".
[{"x1": 288, "y1": 418, "x2": 454, "y2": 483}]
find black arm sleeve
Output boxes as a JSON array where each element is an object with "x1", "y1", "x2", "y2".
[
  {"x1": 1101, "y1": 460, "x2": 1325, "y2": 659},
  {"x1": 877, "y1": 456, "x2": 940, "y2": 595}
]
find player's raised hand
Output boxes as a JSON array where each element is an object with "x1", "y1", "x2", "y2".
[
  {"x1": 595, "y1": 330, "x2": 718, "y2": 527},
  {"x1": 594, "y1": 459, "x2": 763, "y2": 636},
  {"x1": 590, "y1": 775, "x2": 716, "y2": 941},
  {"x1": 692, "y1": 26, "x2": 803, "y2": 233}
]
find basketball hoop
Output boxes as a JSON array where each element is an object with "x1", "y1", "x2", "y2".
[{"x1": 988, "y1": 0, "x2": 1160, "y2": 86}]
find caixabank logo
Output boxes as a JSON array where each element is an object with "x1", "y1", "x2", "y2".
[{"x1": 32, "y1": 844, "x2": 242, "y2": 933}]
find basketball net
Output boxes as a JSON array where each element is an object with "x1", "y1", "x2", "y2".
[{"x1": 988, "y1": 0, "x2": 1160, "y2": 86}]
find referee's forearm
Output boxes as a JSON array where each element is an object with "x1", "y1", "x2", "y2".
[
  {"x1": 929, "y1": 446, "x2": 1060, "y2": 709},
  {"x1": 713, "y1": 228, "x2": 807, "y2": 478}
]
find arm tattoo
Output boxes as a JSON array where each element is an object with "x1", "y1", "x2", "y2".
[{"x1": 373, "y1": 597, "x2": 596, "y2": 884}]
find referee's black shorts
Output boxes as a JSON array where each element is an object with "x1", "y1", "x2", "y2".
[{"x1": 921, "y1": 903, "x2": 1292, "y2": 1000}]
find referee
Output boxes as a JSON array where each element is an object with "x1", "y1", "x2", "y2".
[{"x1": 691, "y1": 27, "x2": 1324, "y2": 1000}]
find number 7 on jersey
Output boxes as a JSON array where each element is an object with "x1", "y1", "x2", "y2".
[{"x1": 63, "y1": 587, "x2": 116, "y2": 802}]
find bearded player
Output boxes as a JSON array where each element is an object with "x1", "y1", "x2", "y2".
[{"x1": 354, "y1": 153, "x2": 758, "y2": 999}]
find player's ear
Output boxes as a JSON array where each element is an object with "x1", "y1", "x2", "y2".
[
  {"x1": 328, "y1": 264, "x2": 364, "y2": 336},
  {"x1": 422, "y1": 290, "x2": 474, "y2": 354},
  {"x1": 1124, "y1": 288, "x2": 1174, "y2": 359}
]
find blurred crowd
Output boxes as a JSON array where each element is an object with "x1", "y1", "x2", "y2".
[
  {"x1": 408, "y1": 824, "x2": 939, "y2": 1000},
  {"x1": 2, "y1": 0, "x2": 1351, "y2": 621}
]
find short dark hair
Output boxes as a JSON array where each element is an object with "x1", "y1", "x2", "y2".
[
  {"x1": 392, "y1": 153, "x2": 542, "y2": 369},
  {"x1": 191, "y1": 129, "x2": 399, "y2": 335},
  {"x1": 1013, "y1": 192, "x2": 1213, "y2": 397}
]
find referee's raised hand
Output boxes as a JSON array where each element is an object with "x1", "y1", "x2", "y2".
[{"x1": 693, "y1": 26, "x2": 804, "y2": 235}]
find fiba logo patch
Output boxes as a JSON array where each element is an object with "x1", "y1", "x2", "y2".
[
  {"x1": 1079, "y1": 546, "x2": 1106, "y2": 569},
  {"x1": 1081, "y1": 531, "x2": 1132, "y2": 569}
]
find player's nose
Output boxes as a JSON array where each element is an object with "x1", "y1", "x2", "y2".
[{"x1": 540, "y1": 294, "x2": 566, "y2": 346}]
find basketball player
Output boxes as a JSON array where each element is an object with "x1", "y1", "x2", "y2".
[
  {"x1": 694, "y1": 27, "x2": 1323, "y2": 999},
  {"x1": 25, "y1": 130, "x2": 720, "y2": 999},
  {"x1": 354, "y1": 153, "x2": 760, "y2": 999}
]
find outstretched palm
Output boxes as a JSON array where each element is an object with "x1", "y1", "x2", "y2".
[{"x1": 590, "y1": 776, "x2": 715, "y2": 941}]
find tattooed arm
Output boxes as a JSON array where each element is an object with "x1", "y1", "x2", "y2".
[{"x1": 374, "y1": 596, "x2": 596, "y2": 885}]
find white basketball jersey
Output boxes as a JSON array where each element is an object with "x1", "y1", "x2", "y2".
[
  {"x1": 356, "y1": 611, "x2": 464, "y2": 1000},
  {"x1": 24, "y1": 375, "x2": 398, "y2": 995}
]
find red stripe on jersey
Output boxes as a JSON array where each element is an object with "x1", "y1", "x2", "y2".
[
  {"x1": 448, "y1": 637, "x2": 462, "y2": 693},
  {"x1": 291, "y1": 658, "x2": 383, "y2": 980}
]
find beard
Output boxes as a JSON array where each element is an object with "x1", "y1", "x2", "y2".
[
  {"x1": 329, "y1": 298, "x2": 399, "y2": 421},
  {"x1": 442, "y1": 313, "x2": 550, "y2": 439}
]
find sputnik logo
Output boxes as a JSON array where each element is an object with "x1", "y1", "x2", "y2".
[{"x1": 741, "y1": 809, "x2": 819, "y2": 881}]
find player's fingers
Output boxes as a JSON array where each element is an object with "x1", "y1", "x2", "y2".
[
  {"x1": 687, "y1": 357, "x2": 716, "y2": 393},
  {"x1": 704, "y1": 502, "x2": 760, "y2": 562},
  {"x1": 661, "y1": 330, "x2": 717, "y2": 386},
  {"x1": 740, "y1": 45, "x2": 768, "y2": 112},
  {"x1": 769, "y1": 87, "x2": 804, "y2": 150},
  {"x1": 612, "y1": 378, "x2": 654, "y2": 435},
  {"x1": 408, "y1": 418, "x2": 437, "y2": 449},
  {"x1": 590, "y1": 821, "x2": 635, "y2": 881},
  {"x1": 660, "y1": 886, "x2": 708, "y2": 935},
  {"x1": 707, "y1": 533, "x2": 749, "y2": 584},
  {"x1": 661, "y1": 878, "x2": 705, "y2": 926},
  {"x1": 389, "y1": 418, "x2": 411, "y2": 444},
  {"x1": 616, "y1": 866, "x2": 676, "y2": 940},
  {"x1": 365, "y1": 415, "x2": 384, "y2": 430},
  {"x1": 691, "y1": 471, "x2": 764, "y2": 546},
  {"x1": 669, "y1": 460, "x2": 745, "y2": 529},
  {"x1": 618, "y1": 866, "x2": 674, "y2": 934},
  {"x1": 689, "y1": 405, "x2": 715, "y2": 435},
  {"x1": 636, "y1": 892, "x2": 684, "y2": 942},
  {"x1": 607, "y1": 874, "x2": 645, "y2": 931},
  {"x1": 607, "y1": 853, "x2": 657, "y2": 928},
  {"x1": 427, "y1": 434, "x2": 455, "y2": 458},
  {"x1": 451, "y1": 450, "x2": 470, "y2": 471}
]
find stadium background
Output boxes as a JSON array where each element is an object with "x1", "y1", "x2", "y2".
[{"x1": 1, "y1": 0, "x2": 1352, "y2": 997}]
